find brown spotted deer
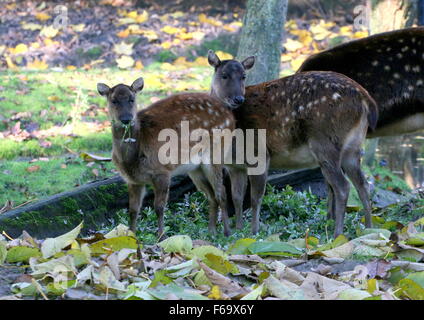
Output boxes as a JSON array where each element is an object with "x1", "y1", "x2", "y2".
[
  {"x1": 299, "y1": 27, "x2": 424, "y2": 138},
  {"x1": 97, "y1": 78, "x2": 235, "y2": 238},
  {"x1": 206, "y1": 50, "x2": 378, "y2": 237}
]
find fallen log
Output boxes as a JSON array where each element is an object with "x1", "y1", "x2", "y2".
[{"x1": 0, "y1": 168, "x2": 325, "y2": 238}]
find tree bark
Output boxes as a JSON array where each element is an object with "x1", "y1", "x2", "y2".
[
  {"x1": 368, "y1": 0, "x2": 418, "y2": 34},
  {"x1": 237, "y1": 0, "x2": 288, "y2": 85}
]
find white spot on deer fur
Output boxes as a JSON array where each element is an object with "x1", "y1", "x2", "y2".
[
  {"x1": 313, "y1": 100, "x2": 319, "y2": 105},
  {"x1": 285, "y1": 117, "x2": 290, "y2": 122},
  {"x1": 412, "y1": 66, "x2": 421, "y2": 73},
  {"x1": 207, "y1": 108, "x2": 214, "y2": 115},
  {"x1": 203, "y1": 121, "x2": 209, "y2": 127},
  {"x1": 321, "y1": 96, "x2": 327, "y2": 103},
  {"x1": 403, "y1": 92, "x2": 411, "y2": 99},
  {"x1": 397, "y1": 53, "x2": 403, "y2": 59},
  {"x1": 291, "y1": 111, "x2": 296, "y2": 117},
  {"x1": 412, "y1": 37, "x2": 416, "y2": 43},
  {"x1": 298, "y1": 106, "x2": 304, "y2": 112},
  {"x1": 372, "y1": 60, "x2": 378, "y2": 66},
  {"x1": 384, "y1": 65, "x2": 391, "y2": 71},
  {"x1": 307, "y1": 102, "x2": 312, "y2": 109},
  {"x1": 190, "y1": 104, "x2": 196, "y2": 110},
  {"x1": 417, "y1": 79, "x2": 424, "y2": 86},
  {"x1": 386, "y1": 47, "x2": 391, "y2": 52},
  {"x1": 398, "y1": 39, "x2": 404, "y2": 43},
  {"x1": 393, "y1": 73, "x2": 400, "y2": 79},
  {"x1": 401, "y1": 46, "x2": 409, "y2": 52},
  {"x1": 325, "y1": 83, "x2": 330, "y2": 88},
  {"x1": 206, "y1": 101, "x2": 212, "y2": 107},
  {"x1": 198, "y1": 105, "x2": 204, "y2": 111},
  {"x1": 408, "y1": 85, "x2": 414, "y2": 91},
  {"x1": 332, "y1": 93, "x2": 341, "y2": 100},
  {"x1": 413, "y1": 49, "x2": 417, "y2": 55}
]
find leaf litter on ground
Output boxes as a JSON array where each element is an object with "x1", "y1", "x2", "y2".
[{"x1": 0, "y1": 216, "x2": 423, "y2": 300}]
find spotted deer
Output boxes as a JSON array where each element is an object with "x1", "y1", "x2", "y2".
[
  {"x1": 97, "y1": 78, "x2": 235, "y2": 238},
  {"x1": 206, "y1": 50, "x2": 378, "y2": 237},
  {"x1": 299, "y1": 27, "x2": 424, "y2": 138}
]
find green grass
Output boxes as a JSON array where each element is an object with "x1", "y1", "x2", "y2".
[{"x1": 0, "y1": 156, "x2": 115, "y2": 206}]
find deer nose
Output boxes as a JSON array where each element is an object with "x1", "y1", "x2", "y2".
[
  {"x1": 233, "y1": 96, "x2": 245, "y2": 105},
  {"x1": 120, "y1": 115, "x2": 133, "y2": 125}
]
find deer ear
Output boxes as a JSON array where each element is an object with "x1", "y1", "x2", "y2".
[
  {"x1": 241, "y1": 56, "x2": 255, "y2": 70},
  {"x1": 97, "y1": 83, "x2": 110, "y2": 96},
  {"x1": 208, "y1": 50, "x2": 221, "y2": 68},
  {"x1": 131, "y1": 77, "x2": 144, "y2": 93}
]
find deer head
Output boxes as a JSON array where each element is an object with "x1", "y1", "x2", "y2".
[
  {"x1": 208, "y1": 50, "x2": 255, "y2": 109},
  {"x1": 97, "y1": 77, "x2": 144, "y2": 126}
]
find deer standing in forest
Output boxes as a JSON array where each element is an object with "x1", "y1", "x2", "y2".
[
  {"x1": 204, "y1": 50, "x2": 378, "y2": 237},
  {"x1": 97, "y1": 78, "x2": 236, "y2": 238}
]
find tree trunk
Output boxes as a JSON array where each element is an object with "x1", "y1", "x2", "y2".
[
  {"x1": 237, "y1": 0, "x2": 288, "y2": 85},
  {"x1": 368, "y1": 0, "x2": 418, "y2": 34}
]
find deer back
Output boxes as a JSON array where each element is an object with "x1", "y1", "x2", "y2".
[{"x1": 298, "y1": 27, "x2": 424, "y2": 131}]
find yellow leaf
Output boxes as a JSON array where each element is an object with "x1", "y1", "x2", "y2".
[
  {"x1": 66, "y1": 65, "x2": 77, "y2": 71},
  {"x1": 161, "y1": 25, "x2": 184, "y2": 35},
  {"x1": 5, "y1": 55, "x2": 17, "y2": 70},
  {"x1": 215, "y1": 51, "x2": 233, "y2": 60},
  {"x1": 113, "y1": 42, "x2": 134, "y2": 55},
  {"x1": 353, "y1": 31, "x2": 369, "y2": 39},
  {"x1": 173, "y1": 57, "x2": 192, "y2": 67},
  {"x1": 177, "y1": 32, "x2": 193, "y2": 41},
  {"x1": 198, "y1": 13, "x2": 222, "y2": 27},
  {"x1": 35, "y1": 12, "x2": 51, "y2": 21},
  {"x1": 40, "y1": 25, "x2": 59, "y2": 38},
  {"x1": 193, "y1": 56, "x2": 209, "y2": 67},
  {"x1": 116, "y1": 55, "x2": 134, "y2": 69},
  {"x1": 208, "y1": 285, "x2": 221, "y2": 299},
  {"x1": 48, "y1": 96, "x2": 61, "y2": 102},
  {"x1": 71, "y1": 24, "x2": 85, "y2": 32},
  {"x1": 223, "y1": 25, "x2": 236, "y2": 32},
  {"x1": 160, "y1": 41, "x2": 172, "y2": 49},
  {"x1": 291, "y1": 29, "x2": 313, "y2": 46},
  {"x1": 160, "y1": 62, "x2": 177, "y2": 71},
  {"x1": 284, "y1": 38, "x2": 303, "y2": 52},
  {"x1": 291, "y1": 55, "x2": 307, "y2": 70},
  {"x1": 191, "y1": 31, "x2": 205, "y2": 41},
  {"x1": 27, "y1": 59, "x2": 48, "y2": 70},
  {"x1": 367, "y1": 279, "x2": 378, "y2": 294},
  {"x1": 339, "y1": 25, "x2": 353, "y2": 36},
  {"x1": 12, "y1": 43, "x2": 28, "y2": 55},
  {"x1": 44, "y1": 38, "x2": 59, "y2": 46},
  {"x1": 135, "y1": 10, "x2": 149, "y2": 23},
  {"x1": 30, "y1": 42, "x2": 40, "y2": 49},
  {"x1": 141, "y1": 29, "x2": 158, "y2": 41},
  {"x1": 21, "y1": 22, "x2": 42, "y2": 31},
  {"x1": 135, "y1": 60, "x2": 144, "y2": 70},
  {"x1": 126, "y1": 10, "x2": 138, "y2": 19}
]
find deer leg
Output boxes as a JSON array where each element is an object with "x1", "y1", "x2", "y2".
[
  {"x1": 342, "y1": 150, "x2": 372, "y2": 228},
  {"x1": 128, "y1": 184, "x2": 146, "y2": 232},
  {"x1": 248, "y1": 155, "x2": 269, "y2": 234},
  {"x1": 152, "y1": 174, "x2": 170, "y2": 240},
  {"x1": 326, "y1": 182, "x2": 336, "y2": 220},
  {"x1": 188, "y1": 168, "x2": 219, "y2": 235},
  {"x1": 202, "y1": 165, "x2": 231, "y2": 236},
  {"x1": 227, "y1": 166, "x2": 248, "y2": 229},
  {"x1": 311, "y1": 142, "x2": 349, "y2": 237}
]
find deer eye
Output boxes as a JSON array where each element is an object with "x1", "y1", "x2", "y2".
[
  {"x1": 129, "y1": 97, "x2": 134, "y2": 103},
  {"x1": 242, "y1": 75, "x2": 246, "y2": 80},
  {"x1": 222, "y1": 74, "x2": 228, "y2": 80}
]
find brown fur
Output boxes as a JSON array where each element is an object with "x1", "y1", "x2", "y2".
[
  {"x1": 98, "y1": 80, "x2": 235, "y2": 238},
  {"x1": 203, "y1": 51, "x2": 377, "y2": 237}
]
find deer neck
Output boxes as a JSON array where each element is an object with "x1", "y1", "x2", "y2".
[{"x1": 111, "y1": 121, "x2": 141, "y2": 165}]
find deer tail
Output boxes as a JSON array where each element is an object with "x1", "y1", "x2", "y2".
[{"x1": 364, "y1": 94, "x2": 378, "y2": 131}]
